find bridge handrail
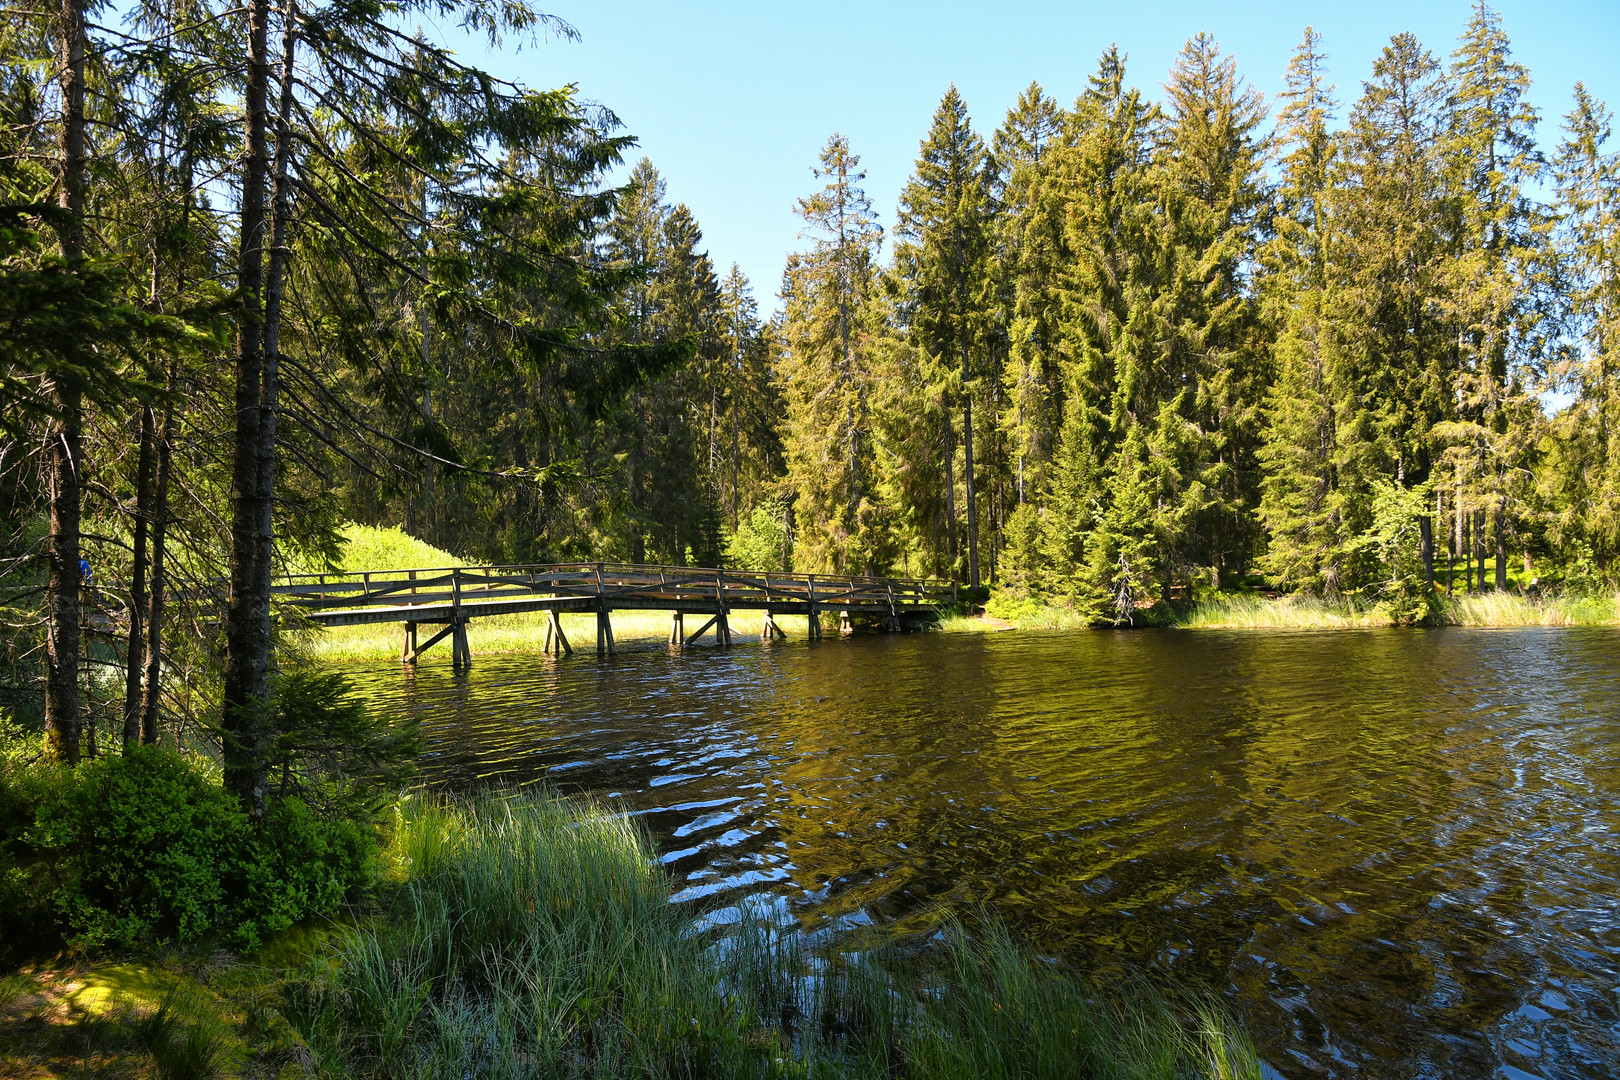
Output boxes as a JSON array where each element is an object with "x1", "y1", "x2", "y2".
[{"x1": 265, "y1": 562, "x2": 956, "y2": 613}]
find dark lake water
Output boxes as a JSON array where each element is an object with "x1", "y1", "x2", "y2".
[{"x1": 340, "y1": 627, "x2": 1620, "y2": 1080}]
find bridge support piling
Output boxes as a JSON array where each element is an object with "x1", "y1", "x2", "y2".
[
  {"x1": 840, "y1": 609, "x2": 853, "y2": 636},
  {"x1": 401, "y1": 621, "x2": 417, "y2": 661},
  {"x1": 450, "y1": 618, "x2": 471, "y2": 670},
  {"x1": 714, "y1": 573, "x2": 731, "y2": 646},
  {"x1": 450, "y1": 571, "x2": 469, "y2": 669},
  {"x1": 669, "y1": 611, "x2": 684, "y2": 646},
  {"x1": 806, "y1": 575, "x2": 820, "y2": 641}
]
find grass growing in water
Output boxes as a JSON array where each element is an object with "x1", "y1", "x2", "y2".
[
  {"x1": 1178, "y1": 594, "x2": 1387, "y2": 630},
  {"x1": 283, "y1": 791, "x2": 1261, "y2": 1079}
]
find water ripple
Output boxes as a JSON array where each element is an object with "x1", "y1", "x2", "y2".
[{"x1": 344, "y1": 626, "x2": 1620, "y2": 1080}]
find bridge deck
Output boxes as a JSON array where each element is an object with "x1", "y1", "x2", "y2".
[{"x1": 276, "y1": 563, "x2": 952, "y2": 666}]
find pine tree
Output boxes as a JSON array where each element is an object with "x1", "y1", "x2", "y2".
[
  {"x1": 1154, "y1": 33, "x2": 1270, "y2": 588},
  {"x1": 1048, "y1": 47, "x2": 1157, "y2": 606},
  {"x1": 1435, "y1": 1, "x2": 1548, "y2": 590},
  {"x1": 1549, "y1": 84, "x2": 1620, "y2": 574},
  {"x1": 990, "y1": 82, "x2": 1066, "y2": 587},
  {"x1": 777, "y1": 134, "x2": 889, "y2": 574},
  {"x1": 1333, "y1": 32, "x2": 1452, "y2": 592},
  {"x1": 1257, "y1": 28, "x2": 1367, "y2": 592},
  {"x1": 895, "y1": 86, "x2": 994, "y2": 589}
]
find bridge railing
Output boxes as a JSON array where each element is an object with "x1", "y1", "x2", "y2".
[{"x1": 269, "y1": 563, "x2": 956, "y2": 616}]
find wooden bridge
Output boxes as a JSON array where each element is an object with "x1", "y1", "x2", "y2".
[{"x1": 274, "y1": 563, "x2": 953, "y2": 667}]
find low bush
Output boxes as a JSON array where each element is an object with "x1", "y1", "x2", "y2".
[
  {"x1": 0, "y1": 716, "x2": 60, "y2": 961},
  {"x1": 31, "y1": 745, "x2": 245, "y2": 950},
  {"x1": 22, "y1": 744, "x2": 379, "y2": 953}
]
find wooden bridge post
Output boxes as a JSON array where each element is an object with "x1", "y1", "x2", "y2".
[
  {"x1": 714, "y1": 571, "x2": 731, "y2": 646},
  {"x1": 806, "y1": 575, "x2": 819, "y2": 641},
  {"x1": 544, "y1": 609, "x2": 571, "y2": 657},
  {"x1": 450, "y1": 569, "x2": 470, "y2": 669},
  {"x1": 401, "y1": 569, "x2": 418, "y2": 661},
  {"x1": 886, "y1": 582, "x2": 901, "y2": 633},
  {"x1": 595, "y1": 562, "x2": 614, "y2": 656},
  {"x1": 760, "y1": 573, "x2": 784, "y2": 640},
  {"x1": 669, "y1": 611, "x2": 683, "y2": 646}
]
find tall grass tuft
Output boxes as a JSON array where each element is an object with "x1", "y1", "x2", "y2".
[
  {"x1": 285, "y1": 790, "x2": 1262, "y2": 1079},
  {"x1": 1440, "y1": 590, "x2": 1620, "y2": 627},
  {"x1": 1179, "y1": 593, "x2": 1386, "y2": 630}
]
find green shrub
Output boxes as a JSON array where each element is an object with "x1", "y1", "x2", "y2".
[
  {"x1": 231, "y1": 797, "x2": 375, "y2": 951},
  {"x1": 28, "y1": 745, "x2": 380, "y2": 953},
  {"x1": 0, "y1": 715, "x2": 60, "y2": 960},
  {"x1": 725, "y1": 498, "x2": 790, "y2": 572},
  {"x1": 265, "y1": 669, "x2": 418, "y2": 822},
  {"x1": 32, "y1": 746, "x2": 245, "y2": 950}
]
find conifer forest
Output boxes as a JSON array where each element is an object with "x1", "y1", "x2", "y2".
[{"x1": 4, "y1": 0, "x2": 1620, "y2": 754}]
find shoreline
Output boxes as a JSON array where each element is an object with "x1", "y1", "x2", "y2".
[{"x1": 295, "y1": 590, "x2": 1620, "y2": 665}]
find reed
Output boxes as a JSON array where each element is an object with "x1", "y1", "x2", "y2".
[
  {"x1": 1179, "y1": 594, "x2": 1386, "y2": 630},
  {"x1": 283, "y1": 790, "x2": 1263, "y2": 1079},
  {"x1": 1439, "y1": 590, "x2": 1620, "y2": 627}
]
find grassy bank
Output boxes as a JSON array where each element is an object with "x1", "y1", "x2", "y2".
[
  {"x1": 1182, "y1": 590, "x2": 1620, "y2": 629},
  {"x1": 3, "y1": 791, "x2": 1261, "y2": 1079},
  {"x1": 292, "y1": 792, "x2": 1262, "y2": 1078},
  {"x1": 941, "y1": 589, "x2": 1620, "y2": 632}
]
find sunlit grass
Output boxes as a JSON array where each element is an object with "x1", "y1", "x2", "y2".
[
  {"x1": 1179, "y1": 594, "x2": 1387, "y2": 630},
  {"x1": 278, "y1": 790, "x2": 1263, "y2": 1080},
  {"x1": 298, "y1": 608, "x2": 817, "y2": 663},
  {"x1": 1185, "y1": 590, "x2": 1620, "y2": 629},
  {"x1": 1439, "y1": 590, "x2": 1620, "y2": 627}
]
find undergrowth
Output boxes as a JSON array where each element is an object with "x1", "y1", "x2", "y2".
[{"x1": 282, "y1": 790, "x2": 1262, "y2": 1079}]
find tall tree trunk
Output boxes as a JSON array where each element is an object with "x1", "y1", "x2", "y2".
[
  {"x1": 141, "y1": 404, "x2": 174, "y2": 744},
  {"x1": 1494, "y1": 509, "x2": 1508, "y2": 591},
  {"x1": 731, "y1": 386, "x2": 740, "y2": 533},
  {"x1": 962, "y1": 343, "x2": 979, "y2": 591},
  {"x1": 123, "y1": 406, "x2": 155, "y2": 746},
  {"x1": 222, "y1": 0, "x2": 274, "y2": 812},
  {"x1": 1474, "y1": 509, "x2": 1488, "y2": 592},
  {"x1": 45, "y1": 0, "x2": 88, "y2": 764},
  {"x1": 1420, "y1": 475, "x2": 1435, "y2": 590},
  {"x1": 943, "y1": 407, "x2": 957, "y2": 574}
]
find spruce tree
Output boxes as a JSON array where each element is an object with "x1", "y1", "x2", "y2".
[
  {"x1": 1257, "y1": 28, "x2": 1367, "y2": 592},
  {"x1": 1048, "y1": 47, "x2": 1157, "y2": 608},
  {"x1": 777, "y1": 134, "x2": 888, "y2": 574},
  {"x1": 1333, "y1": 32, "x2": 1452, "y2": 591},
  {"x1": 1549, "y1": 85, "x2": 1620, "y2": 573},
  {"x1": 896, "y1": 86, "x2": 994, "y2": 589},
  {"x1": 1154, "y1": 33, "x2": 1270, "y2": 589},
  {"x1": 991, "y1": 82, "x2": 1066, "y2": 586},
  {"x1": 1436, "y1": 1, "x2": 1547, "y2": 590}
]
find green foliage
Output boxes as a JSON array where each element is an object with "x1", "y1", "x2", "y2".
[
  {"x1": 1352, "y1": 480, "x2": 1437, "y2": 625},
  {"x1": 285, "y1": 791, "x2": 1260, "y2": 1080},
  {"x1": 21, "y1": 743, "x2": 380, "y2": 953},
  {"x1": 265, "y1": 669, "x2": 419, "y2": 822},
  {"x1": 287, "y1": 523, "x2": 461, "y2": 576},
  {"x1": 232, "y1": 797, "x2": 374, "y2": 952},
  {"x1": 0, "y1": 713, "x2": 58, "y2": 960},
  {"x1": 724, "y1": 498, "x2": 789, "y2": 572},
  {"x1": 31, "y1": 746, "x2": 246, "y2": 950}
]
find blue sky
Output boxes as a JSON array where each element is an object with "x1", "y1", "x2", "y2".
[{"x1": 434, "y1": 1, "x2": 1620, "y2": 312}]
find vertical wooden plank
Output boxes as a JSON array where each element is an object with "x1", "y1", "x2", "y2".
[
  {"x1": 807, "y1": 574, "x2": 818, "y2": 641},
  {"x1": 450, "y1": 569, "x2": 467, "y2": 669}
]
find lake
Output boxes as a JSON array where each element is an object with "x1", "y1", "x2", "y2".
[{"x1": 341, "y1": 627, "x2": 1620, "y2": 1079}]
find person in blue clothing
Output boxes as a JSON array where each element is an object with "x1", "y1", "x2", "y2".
[{"x1": 78, "y1": 558, "x2": 91, "y2": 585}]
